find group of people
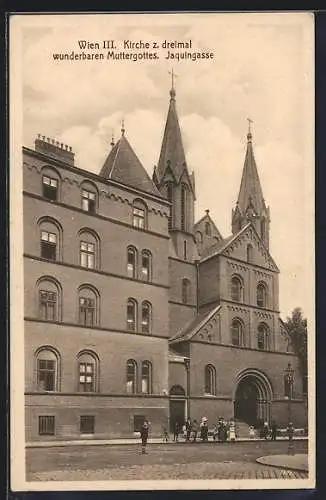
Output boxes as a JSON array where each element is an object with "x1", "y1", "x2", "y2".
[{"x1": 169, "y1": 416, "x2": 237, "y2": 443}]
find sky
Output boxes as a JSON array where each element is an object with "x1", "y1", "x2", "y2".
[{"x1": 18, "y1": 12, "x2": 314, "y2": 324}]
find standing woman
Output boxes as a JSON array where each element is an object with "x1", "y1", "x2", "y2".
[{"x1": 140, "y1": 418, "x2": 149, "y2": 454}]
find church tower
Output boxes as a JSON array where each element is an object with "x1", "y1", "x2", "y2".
[
  {"x1": 153, "y1": 76, "x2": 197, "y2": 261},
  {"x1": 232, "y1": 122, "x2": 270, "y2": 249}
]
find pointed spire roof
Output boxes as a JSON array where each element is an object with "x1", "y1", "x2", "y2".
[
  {"x1": 236, "y1": 123, "x2": 267, "y2": 216},
  {"x1": 155, "y1": 82, "x2": 188, "y2": 184},
  {"x1": 100, "y1": 125, "x2": 161, "y2": 197}
]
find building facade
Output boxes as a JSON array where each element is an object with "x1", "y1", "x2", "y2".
[{"x1": 23, "y1": 85, "x2": 306, "y2": 441}]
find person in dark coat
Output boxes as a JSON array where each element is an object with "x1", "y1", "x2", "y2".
[
  {"x1": 271, "y1": 420, "x2": 278, "y2": 441},
  {"x1": 173, "y1": 421, "x2": 180, "y2": 442},
  {"x1": 140, "y1": 419, "x2": 149, "y2": 454},
  {"x1": 185, "y1": 418, "x2": 192, "y2": 442},
  {"x1": 287, "y1": 422, "x2": 295, "y2": 441},
  {"x1": 192, "y1": 419, "x2": 198, "y2": 442}
]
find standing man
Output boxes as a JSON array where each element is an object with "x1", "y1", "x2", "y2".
[
  {"x1": 185, "y1": 417, "x2": 192, "y2": 442},
  {"x1": 271, "y1": 420, "x2": 278, "y2": 441},
  {"x1": 140, "y1": 418, "x2": 149, "y2": 454},
  {"x1": 192, "y1": 419, "x2": 198, "y2": 442}
]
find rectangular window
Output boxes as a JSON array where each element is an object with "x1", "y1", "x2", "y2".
[
  {"x1": 39, "y1": 290, "x2": 57, "y2": 321},
  {"x1": 79, "y1": 362, "x2": 94, "y2": 391},
  {"x1": 80, "y1": 415, "x2": 95, "y2": 434},
  {"x1": 38, "y1": 359, "x2": 56, "y2": 391},
  {"x1": 79, "y1": 298, "x2": 95, "y2": 327},
  {"x1": 42, "y1": 176, "x2": 58, "y2": 201},
  {"x1": 133, "y1": 415, "x2": 145, "y2": 432},
  {"x1": 38, "y1": 416, "x2": 55, "y2": 435},
  {"x1": 133, "y1": 207, "x2": 145, "y2": 229},
  {"x1": 82, "y1": 190, "x2": 96, "y2": 213},
  {"x1": 80, "y1": 241, "x2": 95, "y2": 269},
  {"x1": 41, "y1": 231, "x2": 57, "y2": 261}
]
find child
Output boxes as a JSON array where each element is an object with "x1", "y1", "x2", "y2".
[
  {"x1": 249, "y1": 425, "x2": 255, "y2": 439},
  {"x1": 162, "y1": 425, "x2": 169, "y2": 443}
]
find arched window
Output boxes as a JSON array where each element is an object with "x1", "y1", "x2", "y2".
[
  {"x1": 36, "y1": 276, "x2": 62, "y2": 322},
  {"x1": 257, "y1": 282, "x2": 268, "y2": 308},
  {"x1": 213, "y1": 236, "x2": 219, "y2": 245},
  {"x1": 141, "y1": 301, "x2": 152, "y2": 334},
  {"x1": 127, "y1": 246, "x2": 137, "y2": 278},
  {"x1": 205, "y1": 222, "x2": 211, "y2": 236},
  {"x1": 182, "y1": 278, "x2": 191, "y2": 304},
  {"x1": 78, "y1": 285, "x2": 99, "y2": 327},
  {"x1": 36, "y1": 346, "x2": 60, "y2": 392},
  {"x1": 204, "y1": 364, "x2": 216, "y2": 395},
  {"x1": 141, "y1": 360, "x2": 152, "y2": 394},
  {"x1": 132, "y1": 199, "x2": 147, "y2": 229},
  {"x1": 181, "y1": 184, "x2": 187, "y2": 231},
  {"x1": 195, "y1": 231, "x2": 203, "y2": 245},
  {"x1": 127, "y1": 298, "x2": 137, "y2": 332},
  {"x1": 257, "y1": 323, "x2": 269, "y2": 350},
  {"x1": 183, "y1": 240, "x2": 187, "y2": 260},
  {"x1": 166, "y1": 183, "x2": 173, "y2": 230},
  {"x1": 141, "y1": 250, "x2": 151, "y2": 281},
  {"x1": 81, "y1": 181, "x2": 98, "y2": 214},
  {"x1": 38, "y1": 217, "x2": 62, "y2": 262},
  {"x1": 79, "y1": 229, "x2": 100, "y2": 270},
  {"x1": 126, "y1": 359, "x2": 137, "y2": 394},
  {"x1": 231, "y1": 276, "x2": 243, "y2": 302},
  {"x1": 231, "y1": 318, "x2": 244, "y2": 346},
  {"x1": 77, "y1": 350, "x2": 99, "y2": 392},
  {"x1": 41, "y1": 167, "x2": 61, "y2": 201},
  {"x1": 247, "y1": 244, "x2": 253, "y2": 263}
]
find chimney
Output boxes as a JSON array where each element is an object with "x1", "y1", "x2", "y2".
[{"x1": 34, "y1": 134, "x2": 75, "y2": 166}]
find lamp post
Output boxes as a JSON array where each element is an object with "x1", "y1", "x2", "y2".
[{"x1": 284, "y1": 362, "x2": 295, "y2": 455}]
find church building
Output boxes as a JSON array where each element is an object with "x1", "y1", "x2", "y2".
[{"x1": 23, "y1": 82, "x2": 306, "y2": 441}]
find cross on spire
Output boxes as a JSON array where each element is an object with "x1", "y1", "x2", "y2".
[
  {"x1": 247, "y1": 117, "x2": 253, "y2": 141},
  {"x1": 169, "y1": 69, "x2": 178, "y2": 100},
  {"x1": 121, "y1": 118, "x2": 125, "y2": 136}
]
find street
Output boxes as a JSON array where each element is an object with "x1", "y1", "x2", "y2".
[{"x1": 26, "y1": 439, "x2": 308, "y2": 481}]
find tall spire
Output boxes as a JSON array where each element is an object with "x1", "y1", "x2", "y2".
[
  {"x1": 232, "y1": 122, "x2": 270, "y2": 248},
  {"x1": 154, "y1": 73, "x2": 190, "y2": 186}
]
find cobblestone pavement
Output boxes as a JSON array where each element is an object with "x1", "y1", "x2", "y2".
[{"x1": 26, "y1": 441, "x2": 309, "y2": 482}]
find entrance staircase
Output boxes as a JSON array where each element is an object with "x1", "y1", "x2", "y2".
[{"x1": 235, "y1": 420, "x2": 252, "y2": 439}]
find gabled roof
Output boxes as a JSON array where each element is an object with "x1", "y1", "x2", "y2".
[
  {"x1": 199, "y1": 234, "x2": 233, "y2": 260},
  {"x1": 155, "y1": 87, "x2": 190, "y2": 186},
  {"x1": 100, "y1": 133, "x2": 161, "y2": 197},
  {"x1": 199, "y1": 222, "x2": 279, "y2": 271},
  {"x1": 194, "y1": 211, "x2": 223, "y2": 240},
  {"x1": 236, "y1": 131, "x2": 267, "y2": 216},
  {"x1": 170, "y1": 305, "x2": 222, "y2": 343}
]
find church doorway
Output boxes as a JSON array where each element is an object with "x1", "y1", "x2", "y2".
[
  {"x1": 169, "y1": 385, "x2": 186, "y2": 432},
  {"x1": 234, "y1": 370, "x2": 273, "y2": 426}
]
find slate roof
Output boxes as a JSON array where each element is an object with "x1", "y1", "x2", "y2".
[
  {"x1": 100, "y1": 133, "x2": 161, "y2": 197},
  {"x1": 170, "y1": 305, "x2": 222, "y2": 343}
]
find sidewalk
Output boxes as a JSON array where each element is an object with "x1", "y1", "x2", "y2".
[
  {"x1": 26, "y1": 436, "x2": 308, "y2": 448},
  {"x1": 256, "y1": 454, "x2": 308, "y2": 473}
]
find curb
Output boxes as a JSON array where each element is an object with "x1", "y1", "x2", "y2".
[
  {"x1": 256, "y1": 456, "x2": 308, "y2": 473},
  {"x1": 26, "y1": 437, "x2": 308, "y2": 449}
]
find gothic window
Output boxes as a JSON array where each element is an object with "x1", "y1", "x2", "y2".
[
  {"x1": 36, "y1": 347, "x2": 60, "y2": 392},
  {"x1": 231, "y1": 318, "x2": 244, "y2": 346},
  {"x1": 205, "y1": 222, "x2": 211, "y2": 236},
  {"x1": 141, "y1": 360, "x2": 152, "y2": 394},
  {"x1": 183, "y1": 240, "x2": 187, "y2": 260},
  {"x1": 78, "y1": 285, "x2": 99, "y2": 327},
  {"x1": 261, "y1": 218, "x2": 266, "y2": 240},
  {"x1": 141, "y1": 250, "x2": 151, "y2": 281},
  {"x1": 79, "y1": 229, "x2": 99, "y2": 269},
  {"x1": 141, "y1": 301, "x2": 151, "y2": 334},
  {"x1": 257, "y1": 282, "x2": 268, "y2": 308},
  {"x1": 247, "y1": 244, "x2": 253, "y2": 263},
  {"x1": 132, "y1": 200, "x2": 147, "y2": 229},
  {"x1": 181, "y1": 184, "x2": 187, "y2": 231},
  {"x1": 126, "y1": 359, "x2": 137, "y2": 394},
  {"x1": 195, "y1": 231, "x2": 203, "y2": 245},
  {"x1": 257, "y1": 323, "x2": 269, "y2": 350},
  {"x1": 37, "y1": 277, "x2": 62, "y2": 322},
  {"x1": 78, "y1": 351, "x2": 99, "y2": 392},
  {"x1": 127, "y1": 298, "x2": 137, "y2": 332},
  {"x1": 182, "y1": 278, "x2": 190, "y2": 304},
  {"x1": 127, "y1": 246, "x2": 137, "y2": 278},
  {"x1": 81, "y1": 181, "x2": 98, "y2": 214},
  {"x1": 231, "y1": 276, "x2": 243, "y2": 302},
  {"x1": 166, "y1": 183, "x2": 173, "y2": 230},
  {"x1": 204, "y1": 364, "x2": 216, "y2": 395}
]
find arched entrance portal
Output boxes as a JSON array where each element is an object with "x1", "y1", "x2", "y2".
[
  {"x1": 234, "y1": 370, "x2": 273, "y2": 426},
  {"x1": 169, "y1": 385, "x2": 186, "y2": 432}
]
